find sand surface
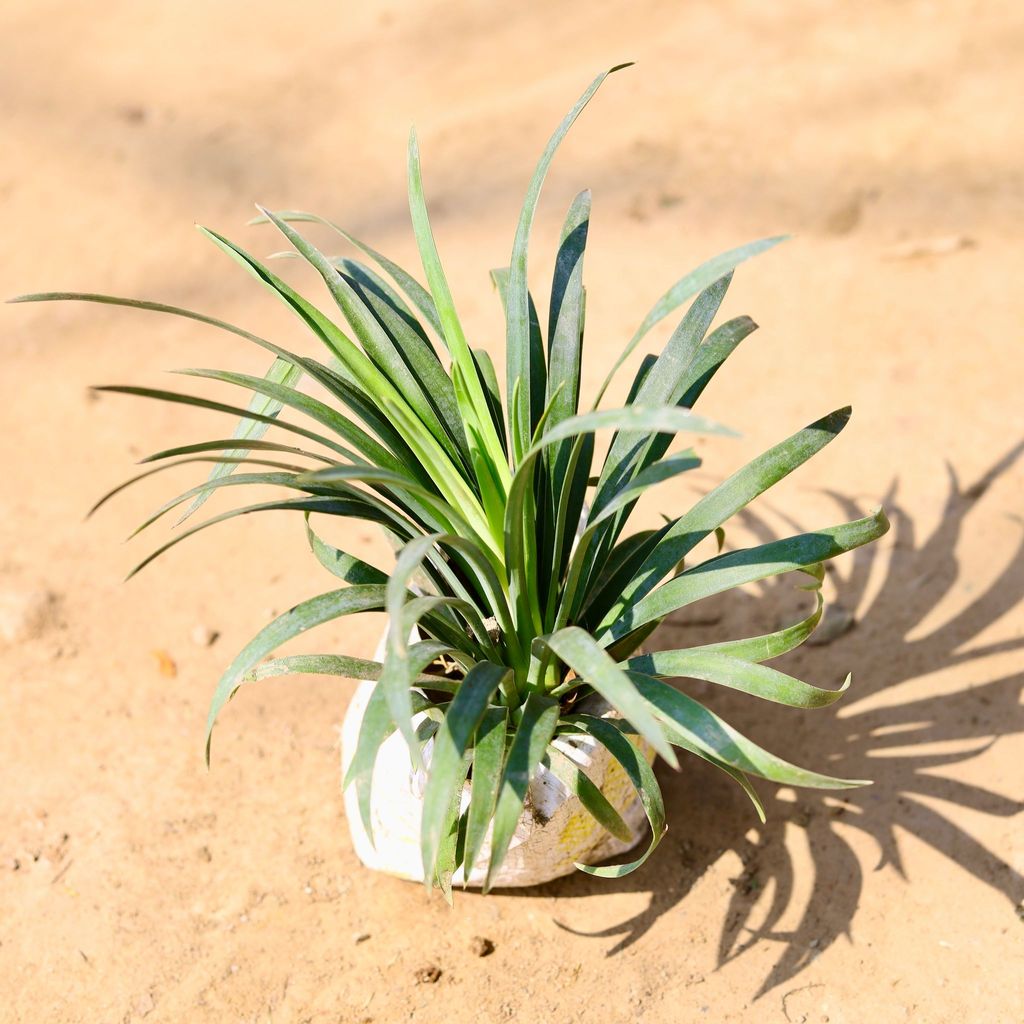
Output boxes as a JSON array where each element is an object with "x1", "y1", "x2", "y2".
[{"x1": 2, "y1": 2, "x2": 1023, "y2": 1021}]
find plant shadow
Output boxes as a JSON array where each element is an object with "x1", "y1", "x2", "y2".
[{"x1": 511, "y1": 442, "x2": 1024, "y2": 997}]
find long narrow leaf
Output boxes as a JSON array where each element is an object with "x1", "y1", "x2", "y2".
[
  {"x1": 560, "y1": 715, "x2": 666, "y2": 877},
  {"x1": 539, "y1": 626, "x2": 677, "y2": 767},
  {"x1": 344, "y1": 641, "x2": 456, "y2": 843},
  {"x1": 304, "y1": 514, "x2": 388, "y2": 585},
  {"x1": 601, "y1": 407, "x2": 855, "y2": 630},
  {"x1": 406, "y1": 131, "x2": 510, "y2": 492},
  {"x1": 484, "y1": 693, "x2": 559, "y2": 890},
  {"x1": 604, "y1": 506, "x2": 889, "y2": 643},
  {"x1": 628, "y1": 672, "x2": 868, "y2": 788},
  {"x1": 506, "y1": 64, "x2": 632, "y2": 462},
  {"x1": 242, "y1": 653, "x2": 458, "y2": 691},
  {"x1": 463, "y1": 707, "x2": 508, "y2": 881},
  {"x1": 546, "y1": 745, "x2": 632, "y2": 842},
  {"x1": 205, "y1": 585, "x2": 391, "y2": 760},
  {"x1": 592, "y1": 273, "x2": 732, "y2": 517},
  {"x1": 421, "y1": 662, "x2": 509, "y2": 883},
  {"x1": 258, "y1": 208, "x2": 464, "y2": 468},
  {"x1": 248, "y1": 210, "x2": 444, "y2": 337},
  {"x1": 181, "y1": 357, "x2": 302, "y2": 523},
  {"x1": 592, "y1": 236, "x2": 787, "y2": 405},
  {"x1": 621, "y1": 648, "x2": 850, "y2": 708}
]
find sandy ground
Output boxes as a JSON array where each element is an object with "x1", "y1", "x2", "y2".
[{"x1": 2, "y1": 2, "x2": 1023, "y2": 1021}]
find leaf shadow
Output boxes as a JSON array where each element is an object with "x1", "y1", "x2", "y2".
[{"x1": 513, "y1": 441, "x2": 1024, "y2": 997}]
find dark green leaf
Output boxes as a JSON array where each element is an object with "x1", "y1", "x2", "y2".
[
  {"x1": 629, "y1": 672, "x2": 868, "y2": 788},
  {"x1": 206, "y1": 585, "x2": 390, "y2": 761},
  {"x1": 601, "y1": 407, "x2": 855, "y2": 632},
  {"x1": 621, "y1": 648, "x2": 850, "y2": 708},
  {"x1": 604, "y1": 506, "x2": 889, "y2": 643},
  {"x1": 546, "y1": 745, "x2": 631, "y2": 842},
  {"x1": 538, "y1": 626, "x2": 677, "y2": 767},
  {"x1": 559, "y1": 715, "x2": 666, "y2": 877},
  {"x1": 463, "y1": 707, "x2": 508, "y2": 881},
  {"x1": 421, "y1": 662, "x2": 509, "y2": 884},
  {"x1": 484, "y1": 693, "x2": 559, "y2": 890},
  {"x1": 506, "y1": 65, "x2": 632, "y2": 462}
]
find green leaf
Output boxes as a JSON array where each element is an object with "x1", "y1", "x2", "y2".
[
  {"x1": 88, "y1": 454, "x2": 307, "y2": 519},
  {"x1": 130, "y1": 470, "x2": 303, "y2": 537},
  {"x1": 179, "y1": 357, "x2": 302, "y2": 523},
  {"x1": 139, "y1": 438, "x2": 334, "y2": 467},
  {"x1": 258, "y1": 208, "x2": 464, "y2": 468},
  {"x1": 292, "y1": 463, "x2": 467, "y2": 538},
  {"x1": 248, "y1": 209, "x2": 444, "y2": 337},
  {"x1": 8, "y1": 289, "x2": 280, "y2": 349},
  {"x1": 463, "y1": 707, "x2": 508, "y2": 881},
  {"x1": 506, "y1": 64, "x2": 632, "y2": 462},
  {"x1": 484, "y1": 693, "x2": 560, "y2": 890},
  {"x1": 343, "y1": 641, "x2": 455, "y2": 843},
  {"x1": 538, "y1": 626, "x2": 677, "y2": 768},
  {"x1": 206, "y1": 585, "x2": 390, "y2": 761},
  {"x1": 592, "y1": 235, "x2": 787, "y2": 405},
  {"x1": 383, "y1": 536, "x2": 498, "y2": 767},
  {"x1": 541, "y1": 191, "x2": 592, "y2": 597},
  {"x1": 127, "y1": 495, "x2": 387, "y2": 580},
  {"x1": 505, "y1": 404, "x2": 736, "y2": 651},
  {"x1": 578, "y1": 529, "x2": 661, "y2": 624},
  {"x1": 687, "y1": 587, "x2": 824, "y2": 662},
  {"x1": 600, "y1": 407, "x2": 855, "y2": 631},
  {"x1": 201, "y1": 224, "x2": 492, "y2": 543},
  {"x1": 172, "y1": 367, "x2": 409, "y2": 480},
  {"x1": 546, "y1": 745, "x2": 631, "y2": 842},
  {"x1": 559, "y1": 715, "x2": 666, "y2": 878},
  {"x1": 621, "y1": 648, "x2": 850, "y2": 709},
  {"x1": 338, "y1": 258, "x2": 469, "y2": 464},
  {"x1": 242, "y1": 653, "x2": 458, "y2": 691},
  {"x1": 421, "y1": 662, "x2": 509, "y2": 884},
  {"x1": 304, "y1": 514, "x2": 388, "y2": 585},
  {"x1": 546, "y1": 190, "x2": 590, "y2": 431},
  {"x1": 627, "y1": 672, "x2": 869, "y2": 788},
  {"x1": 406, "y1": 130, "x2": 510, "y2": 492},
  {"x1": 94, "y1": 385, "x2": 356, "y2": 462},
  {"x1": 586, "y1": 450, "x2": 702, "y2": 529},
  {"x1": 676, "y1": 315, "x2": 758, "y2": 410},
  {"x1": 592, "y1": 273, "x2": 732, "y2": 518},
  {"x1": 491, "y1": 266, "x2": 545, "y2": 457},
  {"x1": 433, "y1": 754, "x2": 471, "y2": 903},
  {"x1": 471, "y1": 348, "x2": 509, "y2": 457},
  {"x1": 604, "y1": 506, "x2": 889, "y2": 643}
]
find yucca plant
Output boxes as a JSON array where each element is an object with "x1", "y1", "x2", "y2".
[{"x1": 13, "y1": 64, "x2": 888, "y2": 897}]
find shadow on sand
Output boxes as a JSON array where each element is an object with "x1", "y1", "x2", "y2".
[{"x1": 521, "y1": 442, "x2": 1024, "y2": 996}]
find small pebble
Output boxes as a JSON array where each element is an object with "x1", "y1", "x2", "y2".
[
  {"x1": 0, "y1": 589, "x2": 55, "y2": 646},
  {"x1": 806, "y1": 605, "x2": 855, "y2": 646},
  {"x1": 353, "y1": 931, "x2": 371, "y2": 944},
  {"x1": 132, "y1": 991, "x2": 155, "y2": 1017},
  {"x1": 414, "y1": 965, "x2": 442, "y2": 984},
  {"x1": 470, "y1": 935, "x2": 495, "y2": 957},
  {"x1": 190, "y1": 624, "x2": 220, "y2": 648}
]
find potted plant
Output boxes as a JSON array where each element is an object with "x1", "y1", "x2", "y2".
[{"x1": 12, "y1": 64, "x2": 888, "y2": 897}]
